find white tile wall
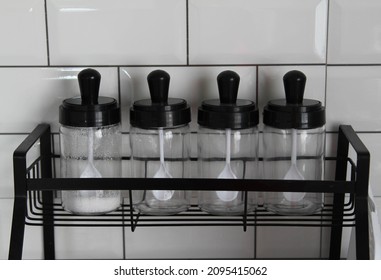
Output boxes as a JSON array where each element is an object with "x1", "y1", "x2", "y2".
[
  {"x1": 0, "y1": 136, "x2": 27, "y2": 198},
  {"x1": 47, "y1": 0, "x2": 187, "y2": 65},
  {"x1": 328, "y1": 0, "x2": 381, "y2": 64},
  {"x1": 0, "y1": 199, "x2": 13, "y2": 259},
  {"x1": 0, "y1": 67, "x2": 119, "y2": 133},
  {"x1": 55, "y1": 227, "x2": 124, "y2": 259},
  {"x1": 256, "y1": 227, "x2": 322, "y2": 259},
  {"x1": 0, "y1": 0, "x2": 380, "y2": 260},
  {"x1": 189, "y1": 0, "x2": 328, "y2": 64},
  {"x1": 326, "y1": 66, "x2": 381, "y2": 132},
  {"x1": 0, "y1": 0, "x2": 47, "y2": 66},
  {"x1": 375, "y1": 197, "x2": 381, "y2": 227},
  {"x1": 125, "y1": 227, "x2": 255, "y2": 259}
]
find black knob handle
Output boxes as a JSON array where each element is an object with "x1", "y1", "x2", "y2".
[
  {"x1": 148, "y1": 70, "x2": 170, "y2": 104},
  {"x1": 217, "y1": 70, "x2": 240, "y2": 104},
  {"x1": 78, "y1": 68, "x2": 101, "y2": 105},
  {"x1": 283, "y1": 70, "x2": 306, "y2": 104}
]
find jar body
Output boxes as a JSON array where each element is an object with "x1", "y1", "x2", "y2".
[
  {"x1": 130, "y1": 125, "x2": 191, "y2": 215},
  {"x1": 60, "y1": 124, "x2": 122, "y2": 215},
  {"x1": 197, "y1": 126, "x2": 259, "y2": 215},
  {"x1": 263, "y1": 126, "x2": 325, "y2": 215}
]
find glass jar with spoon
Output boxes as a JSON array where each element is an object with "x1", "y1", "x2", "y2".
[
  {"x1": 263, "y1": 70, "x2": 326, "y2": 215},
  {"x1": 197, "y1": 70, "x2": 259, "y2": 215},
  {"x1": 59, "y1": 68, "x2": 122, "y2": 215},
  {"x1": 130, "y1": 69, "x2": 191, "y2": 215}
]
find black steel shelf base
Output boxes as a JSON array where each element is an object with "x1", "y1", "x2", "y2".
[{"x1": 8, "y1": 124, "x2": 370, "y2": 260}]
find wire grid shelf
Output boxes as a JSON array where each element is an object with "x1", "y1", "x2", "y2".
[{"x1": 9, "y1": 123, "x2": 370, "y2": 259}]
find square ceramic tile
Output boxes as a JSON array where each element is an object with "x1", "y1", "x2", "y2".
[
  {"x1": 0, "y1": 135, "x2": 30, "y2": 198},
  {"x1": 0, "y1": 199, "x2": 13, "y2": 259},
  {"x1": 369, "y1": 195, "x2": 381, "y2": 260},
  {"x1": 47, "y1": 0, "x2": 187, "y2": 65},
  {"x1": 55, "y1": 227, "x2": 124, "y2": 259},
  {"x1": 22, "y1": 226, "x2": 44, "y2": 259},
  {"x1": 374, "y1": 197, "x2": 381, "y2": 230},
  {"x1": 325, "y1": 133, "x2": 337, "y2": 180},
  {"x1": 328, "y1": 0, "x2": 381, "y2": 64},
  {"x1": 256, "y1": 226, "x2": 322, "y2": 259},
  {"x1": 189, "y1": 0, "x2": 328, "y2": 64},
  {"x1": 325, "y1": 133, "x2": 337, "y2": 158},
  {"x1": 257, "y1": 66, "x2": 326, "y2": 131},
  {"x1": 120, "y1": 66, "x2": 257, "y2": 132},
  {"x1": 326, "y1": 66, "x2": 381, "y2": 132},
  {"x1": 0, "y1": 68, "x2": 119, "y2": 134},
  {"x1": 0, "y1": 0, "x2": 47, "y2": 65},
  {"x1": 124, "y1": 227, "x2": 254, "y2": 259}
]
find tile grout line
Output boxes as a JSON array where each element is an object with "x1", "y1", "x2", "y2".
[
  {"x1": 320, "y1": 0, "x2": 330, "y2": 259},
  {"x1": 255, "y1": 65, "x2": 259, "y2": 104},
  {"x1": 44, "y1": 0, "x2": 51, "y2": 66},
  {"x1": 117, "y1": 67, "x2": 122, "y2": 107},
  {"x1": 325, "y1": 0, "x2": 331, "y2": 66},
  {"x1": 186, "y1": 0, "x2": 190, "y2": 66},
  {"x1": 2, "y1": 63, "x2": 381, "y2": 68}
]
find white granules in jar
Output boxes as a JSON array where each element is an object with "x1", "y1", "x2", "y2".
[{"x1": 62, "y1": 190, "x2": 121, "y2": 215}]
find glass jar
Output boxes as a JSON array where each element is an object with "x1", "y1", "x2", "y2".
[
  {"x1": 263, "y1": 70, "x2": 326, "y2": 215},
  {"x1": 59, "y1": 68, "x2": 122, "y2": 215},
  {"x1": 130, "y1": 69, "x2": 191, "y2": 215},
  {"x1": 197, "y1": 70, "x2": 259, "y2": 215}
]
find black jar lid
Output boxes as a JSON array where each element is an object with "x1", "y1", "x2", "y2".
[
  {"x1": 59, "y1": 68, "x2": 120, "y2": 128},
  {"x1": 197, "y1": 70, "x2": 258, "y2": 130},
  {"x1": 263, "y1": 70, "x2": 325, "y2": 130},
  {"x1": 130, "y1": 70, "x2": 191, "y2": 129}
]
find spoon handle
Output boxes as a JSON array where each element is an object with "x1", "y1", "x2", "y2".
[
  {"x1": 158, "y1": 128, "x2": 165, "y2": 164},
  {"x1": 291, "y1": 128, "x2": 297, "y2": 165},
  {"x1": 225, "y1": 128, "x2": 231, "y2": 165},
  {"x1": 88, "y1": 128, "x2": 94, "y2": 163}
]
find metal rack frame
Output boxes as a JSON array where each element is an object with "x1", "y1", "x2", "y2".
[{"x1": 9, "y1": 123, "x2": 370, "y2": 260}]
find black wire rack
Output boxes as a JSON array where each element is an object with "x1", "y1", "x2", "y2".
[{"x1": 9, "y1": 123, "x2": 370, "y2": 260}]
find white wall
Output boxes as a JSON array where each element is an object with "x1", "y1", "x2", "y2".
[{"x1": 1, "y1": 0, "x2": 381, "y2": 259}]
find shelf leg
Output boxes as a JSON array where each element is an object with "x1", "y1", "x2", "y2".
[
  {"x1": 334, "y1": 125, "x2": 370, "y2": 259},
  {"x1": 329, "y1": 193, "x2": 345, "y2": 259},
  {"x1": 329, "y1": 125, "x2": 349, "y2": 259},
  {"x1": 8, "y1": 197, "x2": 27, "y2": 259},
  {"x1": 354, "y1": 150, "x2": 370, "y2": 259},
  {"x1": 42, "y1": 191, "x2": 55, "y2": 259},
  {"x1": 40, "y1": 126, "x2": 55, "y2": 260},
  {"x1": 354, "y1": 197, "x2": 369, "y2": 259}
]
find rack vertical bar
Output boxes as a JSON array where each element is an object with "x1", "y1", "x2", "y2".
[
  {"x1": 9, "y1": 124, "x2": 52, "y2": 259},
  {"x1": 329, "y1": 125, "x2": 349, "y2": 259},
  {"x1": 8, "y1": 153, "x2": 27, "y2": 259},
  {"x1": 40, "y1": 125, "x2": 55, "y2": 260},
  {"x1": 346, "y1": 127, "x2": 370, "y2": 259},
  {"x1": 330, "y1": 125, "x2": 370, "y2": 260}
]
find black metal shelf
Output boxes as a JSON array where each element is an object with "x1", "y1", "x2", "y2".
[{"x1": 9, "y1": 123, "x2": 370, "y2": 260}]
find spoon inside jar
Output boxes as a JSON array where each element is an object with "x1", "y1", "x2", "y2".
[
  {"x1": 283, "y1": 128, "x2": 305, "y2": 202},
  {"x1": 152, "y1": 128, "x2": 174, "y2": 201},
  {"x1": 217, "y1": 128, "x2": 238, "y2": 201},
  {"x1": 80, "y1": 128, "x2": 102, "y2": 179}
]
